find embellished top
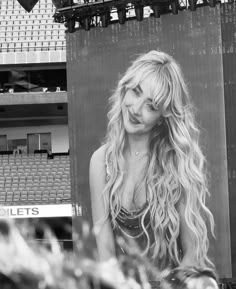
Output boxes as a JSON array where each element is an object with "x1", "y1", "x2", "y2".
[
  {"x1": 113, "y1": 205, "x2": 155, "y2": 258},
  {"x1": 104, "y1": 151, "x2": 181, "y2": 272},
  {"x1": 105, "y1": 152, "x2": 155, "y2": 259}
]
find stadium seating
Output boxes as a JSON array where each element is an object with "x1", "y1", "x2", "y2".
[
  {"x1": 0, "y1": 153, "x2": 71, "y2": 206},
  {"x1": 0, "y1": 0, "x2": 66, "y2": 52}
]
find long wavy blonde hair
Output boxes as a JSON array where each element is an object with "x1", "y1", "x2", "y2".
[{"x1": 103, "y1": 50, "x2": 215, "y2": 269}]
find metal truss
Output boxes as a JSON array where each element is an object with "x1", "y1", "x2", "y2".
[{"x1": 53, "y1": 0, "x2": 232, "y2": 31}]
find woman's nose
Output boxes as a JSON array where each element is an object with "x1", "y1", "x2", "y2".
[{"x1": 132, "y1": 99, "x2": 143, "y2": 115}]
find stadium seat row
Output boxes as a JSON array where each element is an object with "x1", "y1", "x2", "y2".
[
  {"x1": 0, "y1": 25, "x2": 64, "y2": 33},
  {"x1": 1, "y1": 13, "x2": 54, "y2": 19},
  {"x1": 0, "y1": 11, "x2": 54, "y2": 19},
  {"x1": 0, "y1": 154, "x2": 71, "y2": 205},
  {"x1": 1, "y1": 29, "x2": 64, "y2": 35},
  {"x1": 0, "y1": 19, "x2": 56, "y2": 26},
  {"x1": 0, "y1": 35, "x2": 65, "y2": 42},
  {"x1": 0, "y1": 41, "x2": 65, "y2": 52}
]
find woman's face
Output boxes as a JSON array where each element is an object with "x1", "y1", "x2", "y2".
[{"x1": 121, "y1": 77, "x2": 162, "y2": 136}]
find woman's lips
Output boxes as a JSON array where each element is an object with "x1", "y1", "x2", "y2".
[{"x1": 128, "y1": 110, "x2": 140, "y2": 125}]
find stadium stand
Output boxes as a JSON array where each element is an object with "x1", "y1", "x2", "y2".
[
  {"x1": 0, "y1": 0, "x2": 72, "y2": 249},
  {"x1": 0, "y1": 150, "x2": 73, "y2": 249},
  {"x1": 0, "y1": 152, "x2": 71, "y2": 206},
  {"x1": 0, "y1": 151, "x2": 72, "y2": 217},
  {"x1": 0, "y1": 0, "x2": 66, "y2": 53}
]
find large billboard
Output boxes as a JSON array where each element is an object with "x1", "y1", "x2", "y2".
[{"x1": 67, "y1": 5, "x2": 232, "y2": 277}]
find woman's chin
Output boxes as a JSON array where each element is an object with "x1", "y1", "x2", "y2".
[{"x1": 124, "y1": 122, "x2": 143, "y2": 134}]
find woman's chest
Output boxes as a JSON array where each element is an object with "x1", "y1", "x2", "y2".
[{"x1": 120, "y1": 172, "x2": 147, "y2": 211}]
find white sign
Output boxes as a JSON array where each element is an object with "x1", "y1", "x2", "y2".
[{"x1": 0, "y1": 204, "x2": 72, "y2": 218}]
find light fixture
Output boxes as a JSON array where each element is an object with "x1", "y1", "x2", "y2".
[
  {"x1": 83, "y1": 17, "x2": 91, "y2": 31},
  {"x1": 171, "y1": 0, "x2": 178, "y2": 14},
  {"x1": 101, "y1": 10, "x2": 110, "y2": 27},
  {"x1": 117, "y1": 7, "x2": 126, "y2": 24},
  {"x1": 65, "y1": 19, "x2": 76, "y2": 33},
  {"x1": 188, "y1": 0, "x2": 197, "y2": 11},
  {"x1": 52, "y1": 0, "x2": 74, "y2": 9},
  {"x1": 151, "y1": 4, "x2": 161, "y2": 18},
  {"x1": 209, "y1": 0, "x2": 216, "y2": 7},
  {"x1": 135, "y1": 6, "x2": 144, "y2": 21}
]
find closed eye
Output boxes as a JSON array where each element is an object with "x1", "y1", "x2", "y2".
[
  {"x1": 132, "y1": 88, "x2": 140, "y2": 97},
  {"x1": 146, "y1": 103, "x2": 156, "y2": 111},
  {"x1": 132, "y1": 85, "x2": 142, "y2": 97}
]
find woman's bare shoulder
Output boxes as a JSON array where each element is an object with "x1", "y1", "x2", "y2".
[
  {"x1": 89, "y1": 145, "x2": 107, "y2": 196},
  {"x1": 90, "y1": 144, "x2": 107, "y2": 167},
  {"x1": 90, "y1": 145, "x2": 106, "y2": 172}
]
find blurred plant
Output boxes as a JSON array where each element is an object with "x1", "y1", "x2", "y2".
[
  {"x1": 0, "y1": 219, "x2": 219, "y2": 289},
  {"x1": 0, "y1": 219, "x2": 146, "y2": 289}
]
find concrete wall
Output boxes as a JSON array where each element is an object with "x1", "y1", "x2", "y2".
[
  {"x1": 0, "y1": 92, "x2": 67, "y2": 105},
  {"x1": 0, "y1": 51, "x2": 66, "y2": 65}
]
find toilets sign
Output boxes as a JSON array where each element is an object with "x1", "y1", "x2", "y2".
[{"x1": 0, "y1": 204, "x2": 72, "y2": 218}]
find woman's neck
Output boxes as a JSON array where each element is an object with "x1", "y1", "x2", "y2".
[{"x1": 125, "y1": 134, "x2": 150, "y2": 157}]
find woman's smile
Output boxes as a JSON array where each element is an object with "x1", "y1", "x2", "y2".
[{"x1": 128, "y1": 110, "x2": 141, "y2": 125}]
